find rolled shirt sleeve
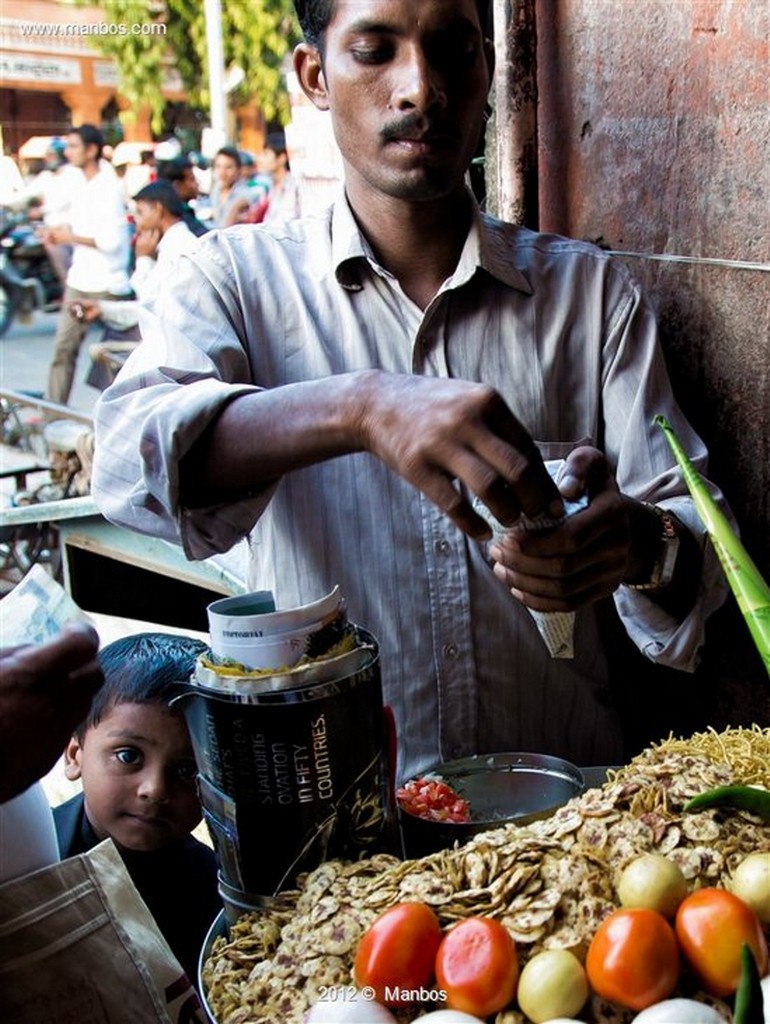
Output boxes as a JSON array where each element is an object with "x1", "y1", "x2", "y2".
[{"x1": 92, "y1": 248, "x2": 276, "y2": 559}]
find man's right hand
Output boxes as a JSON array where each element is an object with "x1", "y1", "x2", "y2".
[
  {"x1": 182, "y1": 369, "x2": 563, "y2": 539},
  {"x1": 354, "y1": 371, "x2": 564, "y2": 538},
  {"x1": 0, "y1": 625, "x2": 103, "y2": 803}
]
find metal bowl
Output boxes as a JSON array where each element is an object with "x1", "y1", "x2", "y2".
[
  {"x1": 198, "y1": 910, "x2": 227, "y2": 1024},
  {"x1": 398, "y1": 751, "x2": 585, "y2": 859}
]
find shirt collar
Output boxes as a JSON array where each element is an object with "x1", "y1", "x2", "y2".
[{"x1": 331, "y1": 189, "x2": 533, "y2": 296}]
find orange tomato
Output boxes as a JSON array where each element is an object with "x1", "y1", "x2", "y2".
[
  {"x1": 435, "y1": 916, "x2": 519, "y2": 1017},
  {"x1": 585, "y1": 908, "x2": 680, "y2": 1011},
  {"x1": 353, "y1": 902, "x2": 442, "y2": 1005},
  {"x1": 674, "y1": 887, "x2": 769, "y2": 996}
]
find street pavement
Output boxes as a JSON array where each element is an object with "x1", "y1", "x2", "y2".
[{"x1": 0, "y1": 308, "x2": 100, "y2": 415}]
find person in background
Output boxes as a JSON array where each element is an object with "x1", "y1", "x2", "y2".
[
  {"x1": 260, "y1": 130, "x2": 301, "y2": 224},
  {"x1": 156, "y1": 154, "x2": 209, "y2": 237},
  {"x1": 0, "y1": 149, "x2": 25, "y2": 205},
  {"x1": 54, "y1": 632, "x2": 221, "y2": 985},
  {"x1": 208, "y1": 145, "x2": 250, "y2": 228},
  {"x1": 128, "y1": 180, "x2": 199, "y2": 306},
  {"x1": 92, "y1": 0, "x2": 732, "y2": 782},
  {"x1": 43, "y1": 124, "x2": 131, "y2": 406},
  {"x1": 0, "y1": 625, "x2": 103, "y2": 884},
  {"x1": 9, "y1": 140, "x2": 82, "y2": 284},
  {"x1": 72, "y1": 179, "x2": 199, "y2": 332},
  {"x1": 121, "y1": 148, "x2": 155, "y2": 200}
]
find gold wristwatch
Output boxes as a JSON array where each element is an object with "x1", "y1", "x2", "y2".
[{"x1": 625, "y1": 504, "x2": 680, "y2": 592}]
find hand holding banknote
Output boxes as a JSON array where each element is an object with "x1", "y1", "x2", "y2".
[
  {"x1": 486, "y1": 447, "x2": 635, "y2": 608},
  {"x1": 0, "y1": 625, "x2": 103, "y2": 802}
]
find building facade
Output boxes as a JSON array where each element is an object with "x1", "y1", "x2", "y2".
[{"x1": 1, "y1": 0, "x2": 183, "y2": 154}]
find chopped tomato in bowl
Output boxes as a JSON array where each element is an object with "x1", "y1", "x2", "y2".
[{"x1": 396, "y1": 775, "x2": 472, "y2": 824}]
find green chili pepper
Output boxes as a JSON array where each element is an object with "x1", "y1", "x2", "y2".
[
  {"x1": 734, "y1": 943, "x2": 764, "y2": 1024},
  {"x1": 683, "y1": 785, "x2": 770, "y2": 819}
]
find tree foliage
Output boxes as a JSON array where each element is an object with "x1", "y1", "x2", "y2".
[{"x1": 79, "y1": 0, "x2": 299, "y2": 133}]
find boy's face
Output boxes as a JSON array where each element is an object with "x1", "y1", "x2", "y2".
[
  {"x1": 213, "y1": 154, "x2": 239, "y2": 188},
  {"x1": 134, "y1": 199, "x2": 163, "y2": 233},
  {"x1": 65, "y1": 701, "x2": 201, "y2": 852}
]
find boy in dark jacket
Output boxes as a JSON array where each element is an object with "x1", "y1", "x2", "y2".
[{"x1": 54, "y1": 632, "x2": 221, "y2": 985}]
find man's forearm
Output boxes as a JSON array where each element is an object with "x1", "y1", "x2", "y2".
[{"x1": 179, "y1": 371, "x2": 370, "y2": 507}]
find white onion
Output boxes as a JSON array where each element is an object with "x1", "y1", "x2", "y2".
[
  {"x1": 303, "y1": 992, "x2": 397, "y2": 1023},
  {"x1": 541, "y1": 1019, "x2": 587, "y2": 1024},
  {"x1": 418, "y1": 1013, "x2": 486, "y2": 1023},
  {"x1": 631, "y1": 999, "x2": 727, "y2": 1024}
]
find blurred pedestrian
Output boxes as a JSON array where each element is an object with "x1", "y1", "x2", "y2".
[
  {"x1": 209, "y1": 145, "x2": 250, "y2": 227},
  {"x1": 44, "y1": 124, "x2": 132, "y2": 406},
  {"x1": 26, "y1": 140, "x2": 82, "y2": 284},
  {"x1": 72, "y1": 179, "x2": 199, "y2": 331},
  {"x1": 261, "y1": 130, "x2": 301, "y2": 224},
  {"x1": 156, "y1": 155, "x2": 208, "y2": 237},
  {"x1": 0, "y1": 150, "x2": 24, "y2": 205}
]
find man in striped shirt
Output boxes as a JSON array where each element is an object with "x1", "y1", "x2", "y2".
[{"x1": 92, "y1": 0, "x2": 730, "y2": 780}]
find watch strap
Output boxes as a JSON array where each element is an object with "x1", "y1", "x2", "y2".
[{"x1": 624, "y1": 504, "x2": 681, "y2": 592}]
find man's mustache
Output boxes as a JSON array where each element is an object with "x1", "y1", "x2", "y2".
[{"x1": 380, "y1": 114, "x2": 456, "y2": 143}]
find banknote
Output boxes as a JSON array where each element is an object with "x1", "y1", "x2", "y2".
[{"x1": 0, "y1": 564, "x2": 91, "y2": 646}]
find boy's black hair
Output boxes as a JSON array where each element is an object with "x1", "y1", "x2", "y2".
[
  {"x1": 214, "y1": 145, "x2": 242, "y2": 167},
  {"x1": 74, "y1": 632, "x2": 206, "y2": 741},
  {"x1": 292, "y1": 0, "x2": 491, "y2": 49},
  {"x1": 133, "y1": 179, "x2": 186, "y2": 218},
  {"x1": 68, "y1": 123, "x2": 104, "y2": 160},
  {"x1": 156, "y1": 155, "x2": 193, "y2": 183}
]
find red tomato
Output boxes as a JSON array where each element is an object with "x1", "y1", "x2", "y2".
[
  {"x1": 397, "y1": 776, "x2": 471, "y2": 823},
  {"x1": 674, "y1": 887, "x2": 769, "y2": 996},
  {"x1": 435, "y1": 916, "x2": 519, "y2": 1017},
  {"x1": 353, "y1": 902, "x2": 442, "y2": 1005},
  {"x1": 586, "y1": 908, "x2": 680, "y2": 1011}
]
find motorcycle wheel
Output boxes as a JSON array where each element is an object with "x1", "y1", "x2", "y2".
[{"x1": 0, "y1": 279, "x2": 19, "y2": 338}]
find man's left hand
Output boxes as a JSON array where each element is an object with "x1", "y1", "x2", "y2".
[{"x1": 489, "y1": 446, "x2": 654, "y2": 611}]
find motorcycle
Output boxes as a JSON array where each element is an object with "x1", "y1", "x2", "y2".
[{"x1": 0, "y1": 209, "x2": 63, "y2": 338}]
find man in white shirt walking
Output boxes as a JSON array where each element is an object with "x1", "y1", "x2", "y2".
[{"x1": 43, "y1": 124, "x2": 131, "y2": 405}]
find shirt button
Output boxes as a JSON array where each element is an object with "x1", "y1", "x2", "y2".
[
  {"x1": 442, "y1": 643, "x2": 459, "y2": 660},
  {"x1": 434, "y1": 539, "x2": 451, "y2": 556}
]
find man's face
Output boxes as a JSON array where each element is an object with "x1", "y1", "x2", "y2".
[
  {"x1": 64, "y1": 133, "x2": 92, "y2": 169},
  {"x1": 134, "y1": 199, "x2": 162, "y2": 233},
  {"x1": 175, "y1": 167, "x2": 199, "y2": 201},
  {"x1": 213, "y1": 154, "x2": 240, "y2": 189},
  {"x1": 298, "y1": 0, "x2": 493, "y2": 206},
  {"x1": 65, "y1": 701, "x2": 201, "y2": 852}
]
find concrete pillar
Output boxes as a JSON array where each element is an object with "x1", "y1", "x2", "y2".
[
  {"x1": 59, "y1": 88, "x2": 106, "y2": 128},
  {"x1": 491, "y1": 0, "x2": 538, "y2": 227}
]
